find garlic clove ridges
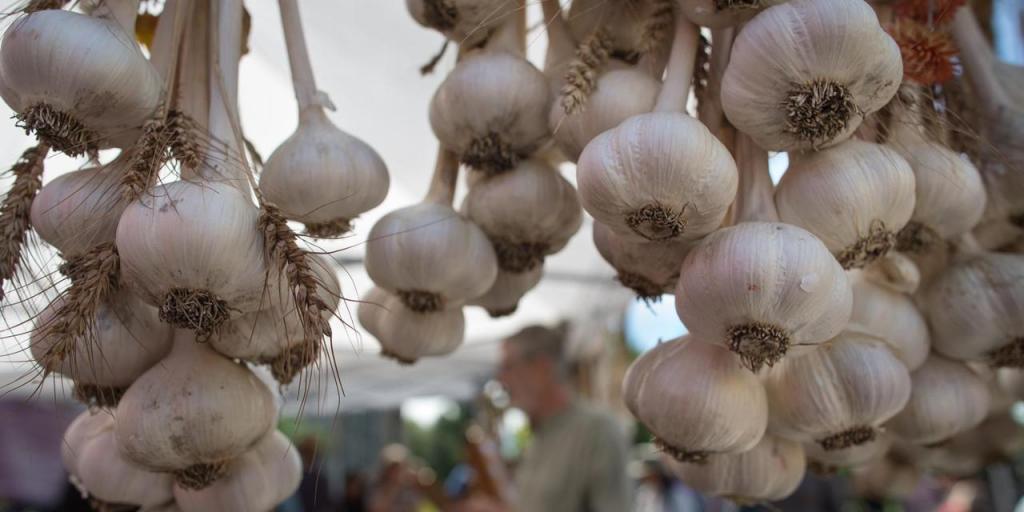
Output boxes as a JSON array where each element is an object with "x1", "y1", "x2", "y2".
[{"x1": 886, "y1": 354, "x2": 991, "y2": 446}]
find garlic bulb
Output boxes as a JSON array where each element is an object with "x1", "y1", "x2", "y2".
[
  {"x1": 923, "y1": 252, "x2": 1024, "y2": 365},
  {"x1": 31, "y1": 159, "x2": 129, "y2": 257},
  {"x1": 116, "y1": 330, "x2": 277, "y2": 490},
  {"x1": 851, "y1": 451, "x2": 921, "y2": 501},
  {"x1": 77, "y1": 428, "x2": 174, "y2": 508},
  {"x1": 116, "y1": 180, "x2": 269, "y2": 338},
  {"x1": 998, "y1": 367, "x2": 1024, "y2": 401},
  {"x1": 174, "y1": 430, "x2": 302, "y2": 512},
  {"x1": 887, "y1": 354, "x2": 991, "y2": 446},
  {"x1": 260, "y1": 108, "x2": 389, "y2": 237},
  {"x1": 593, "y1": 221, "x2": 691, "y2": 301},
  {"x1": 469, "y1": 265, "x2": 543, "y2": 318},
  {"x1": 775, "y1": 140, "x2": 916, "y2": 269},
  {"x1": 764, "y1": 332, "x2": 911, "y2": 450},
  {"x1": 0, "y1": 8, "x2": 161, "y2": 154},
  {"x1": 463, "y1": 159, "x2": 581, "y2": 273},
  {"x1": 406, "y1": 0, "x2": 517, "y2": 48},
  {"x1": 430, "y1": 51, "x2": 550, "y2": 175},
  {"x1": 677, "y1": 0, "x2": 786, "y2": 28},
  {"x1": 670, "y1": 434, "x2": 806, "y2": 503},
  {"x1": 973, "y1": 219, "x2": 1023, "y2": 251},
  {"x1": 61, "y1": 411, "x2": 114, "y2": 477},
  {"x1": 675, "y1": 222, "x2": 853, "y2": 371},
  {"x1": 721, "y1": 0, "x2": 902, "y2": 151},
  {"x1": 30, "y1": 291, "x2": 172, "y2": 407},
  {"x1": 848, "y1": 274, "x2": 929, "y2": 370},
  {"x1": 804, "y1": 433, "x2": 891, "y2": 471},
  {"x1": 860, "y1": 251, "x2": 921, "y2": 295},
  {"x1": 623, "y1": 336, "x2": 768, "y2": 462},
  {"x1": 894, "y1": 143, "x2": 986, "y2": 253},
  {"x1": 549, "y1": 68, "x2": 660, "y2": 162},
  {"x1": 358, "y1": 287, "x2": 465, "y2": 364}
]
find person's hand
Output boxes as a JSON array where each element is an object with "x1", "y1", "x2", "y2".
[{"x1": 455, "y1": 495, "x2": 507, "y2": 512}]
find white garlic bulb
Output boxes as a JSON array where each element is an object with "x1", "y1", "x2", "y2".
[
  {"x1": 116, "y1": 180, "x2": 269, "y2": 337},
  {"x1": 549, "y1": 68, "x2": 660, "y2": 162},
  {"x1": 895, "y1": 143, "x2": 987, "y2": 253},
  {"x1": 577, "y1": 112, "x2": 738, "y2": 243},
  {"x1": 358, "y1": 287, "x2": 465, "y2": 364},
  {"x1": 463, "y1": 159, "x2": 581, "y2": 271},
  {"x1": 851, "y1": 451, "x2": 921, "y2": 501},
  {"x1": 61, "y1": 411, "x2": 114, "y2": 477},
  {"x1": 0, "y1": 9, "x2": 161, "y2": 153},
  {"x1": 675, "y1": 222, "x2": 853, "y2": 371},
  {"x1": 670, "y1": 434, "x2": 806, "y2": 503},
  {"x1": 764, "y1": 332, "x2": 911, "y2": 451},
  {"x1": 260, "y1": 108, "x2": 389, "y2": 237},
  {"x1": 887, "y1": 354, "x2": 991, "y2": 446},
  {"x1": 593, "y1": 221, "x2": 691, "y2": 301},
  {"x1": 174, "y1": 430, "x2": 302, "y2": 512},
  {"x1": 430, "y1": 51, "x2": 550, "y2": 175},
  {"x1": 860, "y1": 251, "x2": 921, "y2": 295},
  {"x1": 31, "y1": 159, "x2": 129, "y2": 257},
  {"x1": 406, "y1": 0, "x2": 517, "y2": 48},
  {"x1": 721, "y1": 0, "x2": 902, "y2": 151},
  {"x1": 848, "y1": 273, "x2": 930, "y2": 371},
  {"x1": 775, "y1": 140, "x2": 916, "y2": 269},
  {"x1": 116, "y1": 330, "x2": 277, "y2": 490},
  {"x1": 77, "y1": 428, "x2": 174, "y2": 508},
  {"x1": 30, "y1": 291, "x2": 172, "y2": 407},
  {"x1": 623, "y1": 336, "x2": 769, "y2": 462},
  {"x1": 804, "y1": 434, "x2": 892, "y2": 471},
  {"x1": 677, "y1": 0, "x2": 786, "y2": 28},
  {"x1": 469, "y1": 265, "x2": 543, "y2": 318},
  {"x1": 924, "y1": 252, "x2": 1024, "y2": 365}
]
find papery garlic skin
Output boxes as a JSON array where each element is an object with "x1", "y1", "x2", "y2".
[
  {"x1": 365, "y1": 202, "x2": 497, "y2": 312},
  {"x1": 623, "y1": 336, "x2": 769, "y2": 462},
  {"x1": 174, "y1": 430, "x2": 302, "y2": 512},
  {"x1": 463, "y1": 159, "x2": 582, "y2": 272},
  {"x1": 116, "y1": 180, "x2": 270, "y2": 334},
  {"x1": 549, "y1": 69, "x2": 660, "y2": 162},
  {"x1": 764, "y1": 332, "x2": 911, "y2": 450},
  {"x1": 887, "y1": 355, "x2": 991, "y2": 446},
  {"x1": 61, "y1": 411, "x2": 114, "y2": 477},
  {"x1": 776, "y1": 140, "x2": 916, "y2": 269},
  {"x1": 923, "y1": 252, "x2": 1024, "y2": 365},
  {"x1": 860, "y1": 251, "x2": 921, "y2": 295},
  {"x1": 469, "y1": 265, "x2": 543, "y2": 318},
  {"x1": 30, "y1": 291, "x2": 172, "y2": 405},
  {"x1": 116, "y1": 333, "x2": 277, "y2": 489},
  {"x1": 260, "y1": 109, "x2": 389, "y2": 236},
  {"x1": 670, "y1": 435, "x2": 806, "y2": 503},
  {"x1": 804, "y1": 434, "x2": 892, "y2": 471},
  {"x1": 675, "y1": 222, "x2": 853, "y2": 371},
  {"x1": 405, "y1": 0, "x2": 517, "y2": 48},
  {"x1": 358, "y1": 287, "x2": 465, "y2": 364},
  {"x1": 593, "y1": 221, "x2": 691, "y2": 301},
  {"x1": 721, "y1": 0, "x2": 902, "y2": 151},
  {"x1": 430, "y1": 52, "x2": 550, "y2": 175},
  {"x1": 577, "y1": 112, "x2": 738, "y2": 243},
  {"x1": 77, "y1": 428, "x2": 175, "y2": 508},
  {"x1": 677, "y1": 0, "x2": 786, "y2": 28},
  {"x1": 31, "y1": 161, "x2": 129, "y2": 257},
  {"x1": 848, "y1": 273, "x2": 929, "y2": 371},
  {"x1": 0, "y1": 10, "x2": 161, "y2": 152}
]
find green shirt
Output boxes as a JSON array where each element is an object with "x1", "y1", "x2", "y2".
[{"x1": 514, "y1": 402, "x2": 632, "y2": 512}]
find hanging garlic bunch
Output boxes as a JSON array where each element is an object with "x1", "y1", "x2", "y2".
[
  {"x1": 593, "y1": 222, "x2": 692, "y2": 302},
  {"x1": 0, "y1": 0, "x2": 162, "y2": 154},
  {"x1": 577, "y1": 13, "x2": 738, "y2": 243},
  {"x1": 721, "y1": 0, "x2": 902, "y2": 151},
  {"x1": 774, "y1": 140, "x2": 916, "y2": 269},
  {"x1": 462, "y1": 159, "x2": 582, "y2": 274},
  {"x1": 622, "y1": 336, "x2": 769, "y2": 463},
  {"x1": 116, "y1": 330, "x2": 278, "y2": 490},
  {"x1": 848, "y1": 272, "x2": 930, "y2": 370},
  {"x1": 887, "y1": 354, "x2": 991, "y2": 446},
  {"x1": 669, "y1": 434, "x2": 806, "y2": 504},
  {"x1": 405, "y1": 0, "x2": 518, "y2": 48},
  {"x1": 677, "y1": 0, "x2": 786, "y2": 28},
  {"x1": 469, "y1": 265, "x2": 543, "y2": 318},
  {"x1": 259, "y1": 0, "x2": 389, "y2": 237},
  {"x1": 923, "y1": 250, "x2": 1024, "y2": 366},
  {"x1": 676, "y1": 133, "x2": 852, "y2": 371},
  {"x1": 30, "y1": 290, "x2": 172, "y2": 407},
  {"x1": 358, "y1": 286, "x2": 465, "y2": 363},
  {"x1": 763, "y1": 331, "x2": 911, "y2": 451}
]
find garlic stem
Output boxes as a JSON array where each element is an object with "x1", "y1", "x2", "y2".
[
  {"x1": 149, "y1": 0, "x2": 181, "y2": 79},
  {"x1": 90, "y1": 0, "x2": 139, "y2": 35},
  {"x1": 951, "y1": 7, "x2": 1013, "y2": 118},
  {"x1": 424, "y1": 147, "x2": 460, "y2": 205},
  {"x1": 541, "y1": 0, "x2": 575, "y2": 61},
  {"x1": 177, "y1": 1, "x2": 209, "y2": 180},
  {"x1": 734, "y1": 131, "x2": 779, "y2": 223},
  {"x1": 206, "y1": 0, "x2": 250, "y2": 191},
  {"x1": 954, "y1": 232, "x2": 984, "y2": 258},
  {"x1": 653, "y1": 12, "x2": 699, "y2": 113},
  {"x1": 278, "y1": 0, "x2": 320, "y2": 112},
  {"x1": 486, "y1": 6, "x2": 525, "y2": 56},
  {"x1": 698, "y1": 27, "x2": 734, "y2": 137}
]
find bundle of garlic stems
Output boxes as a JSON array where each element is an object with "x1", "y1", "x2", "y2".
[{"x1": 0, "y1": 0, "x2": 1022, "y2": 508}]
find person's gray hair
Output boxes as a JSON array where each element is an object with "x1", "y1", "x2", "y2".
[{"x1": 504, "y1": 323, "x2": 571, "y2": 376}]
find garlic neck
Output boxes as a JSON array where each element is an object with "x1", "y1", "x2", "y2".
[
  {"x1": 89, "y1": 0, "x2": 140, "y2": 35},
  {"x1": 541, "y1": 0, "x2": 576, "y2": 64},
  {"x1": 424, "y1": 148, "x2": 460, "y2": 205},
  {"x1": 698, "y1": 27, "x2": 734, "y2": 136},
  {"x1": 298, "y1": 105, "x2": 331, "y2": 127},
  {"x1": 278, "y1": 0, "x2": 321, "y2": 111},
  {"x1": 485, "y1": 1, "x2": 526, "y2": 56},
  {"x1": 205, "y1": 0, "x2": 251, "y2": 193},
  {"x1": 148, "y1": 0, "x2": 185, "y2": 80},
  {"x1": 951, "y1": 7, "x2": 1012, "y2": 119},
  {"x1": 177, "y1": 0, "x2": 209, "y2": 180},
  {"x1": 653, "y1": 13, "x2": 699, "y2": 113},
  {"x1": 168, "y1": 328, "x2": 202, "y2": 357},
  {"x1": 734, "y1": 132, "x2": 779, "y2": 223}
]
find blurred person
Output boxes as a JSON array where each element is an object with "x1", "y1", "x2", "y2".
[
  {"x1": 294, "y1": 435, "x2": 333, "y2": 512},
  {"x1": 632, "y1": 459, "x2": 702, "y2": 512},
  {"x1": 341, "y1": 472, "x2": 367, "y2": 512},
  {"x1": 459, "y1": 324, "x2": 632, "y2": 512},
  {"x1": 368, "y1": 444, "x2": 424, "y2": 512}
]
